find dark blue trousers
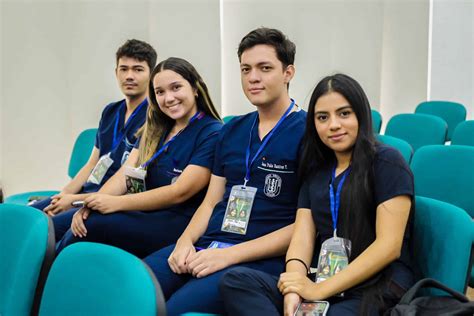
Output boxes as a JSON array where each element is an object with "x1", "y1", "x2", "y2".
[
  {"x1": 52, "y1": 207, "x2": 80, "y2": 242},
  {"x1": 220, "y1": 265, "x2": 414, "y2": 316},
  {"x1": 29, "y1": 197, "x2": 53, "y2": 211},
  {"x1": 57, "y1": 210, "x2": 190, "y2": 258},
  {"x1": 144, "y1": 244, "x2": 285, "y2": 316}
]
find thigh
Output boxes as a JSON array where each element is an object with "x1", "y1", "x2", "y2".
[
  {"x1": 327, "y1": 297, "x2": 361, "y2": 316},
  {"x1": 29, "y1": 197, "x2": 53, "y2": 211},
  {"x1": 144, "y1": 245, "x2": 191, "y2": 300},
  {"x1": 93, "y1": 210, "x2": 190, "y2": 258},
  {"x1": 166, "y1": 269, "x2": 229, "y2": 316},
  {"x1": 220, "y1": 266, "x2": 282, "y2": 316}
]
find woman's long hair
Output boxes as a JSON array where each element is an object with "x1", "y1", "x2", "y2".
[
  {"x1": 137, "y1": 57, "x2": 221, "y2": 166},
  {"x1": 300, "y1": 74, "x2": 390, "y2": 313}
]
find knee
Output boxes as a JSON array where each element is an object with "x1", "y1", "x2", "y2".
[{"x1": 219, "y1": 266, "x2": 258, "y2": 292}]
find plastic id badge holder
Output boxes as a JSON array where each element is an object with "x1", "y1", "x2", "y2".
[
  {"x1": 87, "y1": 153, "x2": 114, "y2": 185},
  {"x1": 124, "y1": 166, "x2": 146, "y2": 194},
  {"x1": 221, "y1": 185, "x2": 257, "y2": 235},
  {"x1": 315, "y1": 235, "x2": 351, "y2": 296}
]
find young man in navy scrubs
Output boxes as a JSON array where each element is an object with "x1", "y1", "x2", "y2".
[
  {"x1": 33, "y1": 39, "x2": 157, "y2": 240},
  {"x1": 143, "y1": 27, "x2": 306, "y2": 315}
]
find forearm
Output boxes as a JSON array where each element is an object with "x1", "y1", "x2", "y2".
[
  {"x1": 314, "y1": 238, "x2": 400, "y2": 299},
  {"x1": 115, "y1": 185, "x2": 187, "y2": 211},
  {"x1": 286, "y1": 209, "x2": 316, "y2": 274},
  {"x1": 227, "y1": 224, "x2": 294, "y2": 265},
  {"x1": 97, "y1": 170, "x2": 127, "y2": 196},
  {"x1": 61, "y1": 163, "x2": 95, "y2": 194}
]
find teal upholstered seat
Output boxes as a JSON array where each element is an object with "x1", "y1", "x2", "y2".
[
  {"x1": 223, "y1": 115, "x2": 236, "y2": 124},
  {"x1": 415, "y1": 101, "x2": 466, "y2": 141},
  {"x1": 39, "y1": 242, "x2": 166, "y2": 316},
  {"x1": 411, "y1": 145, "x2": 474, "y2": 217},
  {"x1": 371, "y1": 109, "x2": 382, "y2": 133},
  {"x1": 5, "y1": 128, "x2": 97, "y2": 205},
  {"x1": 452, "y1": 120, "x2": 474, "y2": 146},
  {"x1": 377, "y1": 134, "x2": 413, "y2": 163},
  {"x1": 385, "y1": 113, "x2": 447, "y2": 152},
  {"x1": 0, "y1": 204, "x2": 55, "y2": 316},
  {"x1": 413, "y1": 196, "x2": 473, "y2": 295}
]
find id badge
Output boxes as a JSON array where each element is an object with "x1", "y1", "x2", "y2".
[
  {"x1": 87, "y1": 153, "x2": 114, "y2": 185},
  {"x1": 124, "y1": 166, "x2": 147, "y2": 194},
  {"x1": 207, "y1": 241, "x2": 234, "y2": 249},
  {"x1": 221, "y1": 185, "x2": 257, "y2": 235},
  {"x1": 315, "y1": 236, "x2": 352, "y2": 296}
]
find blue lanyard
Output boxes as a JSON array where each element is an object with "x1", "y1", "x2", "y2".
[
  {"x1": 141, "y1": 111, "x2": 204, "y2": 169},
  {"x1": 112, "y1": 99, "x2": 147, "y2": 150},
  {"x1": 244, "y1": 99, "x2": 295, "y2": 186},
  {"x1": 329, "y1": 164, "x2": 351, "y2": 236}
]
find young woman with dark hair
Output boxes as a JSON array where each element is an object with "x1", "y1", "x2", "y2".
[
  {"x1": 220, "y1": 73, "x2": 415, "y2": 316},
  {"x1": 56, "y1": 57, "x2": 222, "y2": 258}
]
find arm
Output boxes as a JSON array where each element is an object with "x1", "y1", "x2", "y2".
[
  {"x1": 282, "y1": 208, "x2": 316, "y2": 316},
  {"x1": 167, "y1": 175, "x2": 226, "y2": 274},
  {"x1": 279, "y1": 195, "x2": 412, "y2": 300},
  {"x1": 44, "y1": 147, "x2": 100, "y2": 215},
  {"x1": 187, "y1": 211, "x2": 297, "y2": 278}
]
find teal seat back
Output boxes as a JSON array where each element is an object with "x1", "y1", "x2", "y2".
[
  {"x1": 411, "y1": 145, "x2": 474, "y2": 217},
  {"x1": 452, "y1": 120, "x2": 474, "y2": 146},
  {"x1": 385, "y1": 113, "x2": 447, "y2": 152},
  {"x1": 371, "y1": 109, "x2": 382, "y2": 133},
  {"x1": 415, "y1": 101, "x2": 466, "y2": 141},
  {"x1": 377, "y1": 134, "x2": 413, "y2": 163},
  {"x1": 414, "y1": 196, "x2": 473, "y2": 295},
  {"x1": 39, "y1": 242, "x2": 166, "y2": 316},
  {"x1": 223, "y1": 115, "x2": 236, "y2": 124},
  {"x1": 68, "y1": 128, "x2": 97, "y2": 178},
  {"x1": 0, "y1": 204, "x2": 55, "y2": 316}
]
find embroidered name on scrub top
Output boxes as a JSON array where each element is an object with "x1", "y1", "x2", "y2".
[
  {"x1": 221, "y1": 99, "x2": 295, "y2": 235},
  {"x1": 315, "y1": 165, "x2": 352, "y2": 296},
  {"x1": 124, "y1": 111, "x2": 205, "y2": 194},
  {"x1": 87, "y1": 100, "x2": 147, "y2": 185}
]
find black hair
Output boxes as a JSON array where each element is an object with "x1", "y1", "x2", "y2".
[
  {"x1": 116, "y1": 39, "x2": 157, "y2": 71},
  {"x1": 300, "y1": 73, "x2": 395, "y2": 313},
  {"x1": 237, "y1": 27, "x2": 296, "y2": 69}
]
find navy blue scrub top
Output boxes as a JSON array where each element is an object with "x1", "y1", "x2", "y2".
[
  {"x1": 199, "y1": 109, "x2": 307, "y2": 247},
  {"x1": 134, "y1": 115, "x2": 222, "y2": 217},
  {"x1": 298, "y1": 144, "x2": 414, "y2": 286},
  {"x1": 82, "y1": 99, "x2": 147, "y2": 193}
]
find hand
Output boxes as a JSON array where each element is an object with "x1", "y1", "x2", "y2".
[
  {"x1": 71, "y1": 207, "x2": 91, "y2": 237},
  {"x1": 278, "y1": 272, "x2": 320, "y2": 300},
  {"x1": 283, "y1": 293, "x2": 301, "y2": 316},
  {"x1": 84, "y1": 193, "x2": 121, "y2": 214},
  {"x1": 167, "y1": 238, "x2": 196, "y2": 274},
  {"x1": 186, "y1": 248, "x2": 234, "y2": 278},
  {"x1": 44, "y1": 193, "x2": 76, "y2": 216}
]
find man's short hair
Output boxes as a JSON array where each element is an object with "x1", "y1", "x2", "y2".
[
  {"x1": 116, "y1": 39, "x2": 157, "y2": 71},
  {"x1": 237, "y1": 27, "x2": 296, "y2": 68}
]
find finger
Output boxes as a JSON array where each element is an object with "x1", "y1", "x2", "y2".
[
  {"x1": 83, "y1": 208, "x2": 91, "y2": 220},
  {"x1": 282, "y1": 285, "x2": 300, "y2": 296},
  {"x1": 167, "y1": 257, "x2": 178, "y2": 274},
  {"x1": 196, "y1": 266, "x2": 211, "y2": 278}
]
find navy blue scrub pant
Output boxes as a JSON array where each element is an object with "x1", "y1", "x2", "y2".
[
  {"x1": 144, "y1": 244, "x2": 286, "y2": 316},
  {"x1": 219, "y1": 266, "x2": 413, "y2": 316},
  {"x1": 30, "y1": 197, "x2": 53, "y2": 211},
  {"x1": 56, "y1": 210, "x2": 190, "y2": 258}
]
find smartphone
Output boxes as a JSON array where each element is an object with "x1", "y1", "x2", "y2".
[
  {"x1": 294, "y1": 301, "x2": 329, "y2": 316},
  {"x1": 71, "y1": 200, "x2": 85, "y2": 208}
]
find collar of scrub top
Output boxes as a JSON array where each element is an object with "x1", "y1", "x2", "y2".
[
  {"x1": 329, "y1": 163, "x2": 351, "y2": 238},
  {"x1": 140, "y1": 111, "x2": 205, "y2": 169},
  {"x1": 243, "y1": 99, "x2": 295, "y2": 187},
  {"x1": 112, "y1": 99, "x2": 148, "y2": 150}
]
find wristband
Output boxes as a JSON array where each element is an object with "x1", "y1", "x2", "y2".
[{"x1": 285, "y1": 258, "x2": 309, "y2": 273}]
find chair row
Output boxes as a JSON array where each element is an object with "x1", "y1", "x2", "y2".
[
  {"x1": 1, "y1": 196, "x2": 471, "y2": 316},
  {"x1": 0, "y1": 204, "x2": 166, "y2": 316}
]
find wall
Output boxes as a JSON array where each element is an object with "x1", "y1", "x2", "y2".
[{"x1": 430, "y1": 0, "x2": 473, "y2": 119}]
